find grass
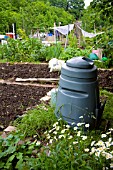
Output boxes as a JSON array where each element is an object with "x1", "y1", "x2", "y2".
[
  {"x1": 13, "y1": 103, "x2": 57, "y2": 137},
  {"x1": 0, "y1": 59, "x2": 8, "y2": 63},
  {"x1": 100, "y1": 90, "x2": 113, "y2": 128}
]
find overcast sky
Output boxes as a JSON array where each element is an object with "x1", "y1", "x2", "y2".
[{"x1": 84, "y1": 0, "x2": 93, "y2": 8}]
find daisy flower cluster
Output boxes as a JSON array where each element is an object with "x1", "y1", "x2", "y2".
[{"x1": 44, "y1": 119, "x2": 113, "y2": 168}]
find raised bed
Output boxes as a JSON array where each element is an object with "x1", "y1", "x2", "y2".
[{"x1": 0, "y1": 63, "x2": 113, "y2": 128}]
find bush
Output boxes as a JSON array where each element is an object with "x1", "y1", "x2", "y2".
[
  {"x1": 59, "y1": 47, "x2": 90, "y2": 60},
  {"x1": 45, "y1": 43, "x2": 63, "y2": 61},
  {"x1": 94, "y1": 59, "x2": 111, "y2": 69},
  {"x1": 0, "y1": 38, "x2": 47, "y2": 62}
]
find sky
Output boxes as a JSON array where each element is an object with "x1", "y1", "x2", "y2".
[{"x1": 84, "y1": 0, "x2": 93, "y2": 8}]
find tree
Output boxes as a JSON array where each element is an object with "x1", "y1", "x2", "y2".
[
  {"x1": 47, "y1": 0, "x2": 85, "y2": 19},
  {"x1": 81, "y1": 0, "x2": 113, "y2": 64},
  {"x1": 81, "y1": 0, "x2": 113, "y2": 32},
  {"x1": 90, "y1": 0, "x2": 113, "y2": 25},
  {"x1": 21, "y1": 1, "x2": 74, "y2": 35},
  {"x1": 0, "y1": 0, "x2": 74, "y2": 35}
]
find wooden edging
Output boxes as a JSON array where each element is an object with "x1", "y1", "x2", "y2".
[
  {"x1": 15, "y1": 78, "x2": 59, "y2": 83},
  {"x1": 0, "y1": 79, "x2": 57, "y2": 88}
]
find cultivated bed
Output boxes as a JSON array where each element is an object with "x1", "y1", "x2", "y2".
[{"x1": 0, "y1": 63, "x2": 113, "y2": 128}]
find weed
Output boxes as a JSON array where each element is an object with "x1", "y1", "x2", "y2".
[{"x1": 13, "y1": 104, "x2": 57, "y2": 137}]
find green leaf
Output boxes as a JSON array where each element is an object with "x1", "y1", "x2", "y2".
[
  {"x1": 16, "y1": 152, "x2": 23, "y2": 160},
  {"x1": 0, "y1": 162, "x2": 5, "y2": 169},
  {"x1": 15, "y1": 159, "x2": 24, "y2": 170},
  {"x1": 7, "y1": 154, "x2": 15, "y2": 162}
]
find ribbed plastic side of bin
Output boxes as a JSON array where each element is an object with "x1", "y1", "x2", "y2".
[{"x1": 55, "y1": 57, "x2": 101, "y2": 129}]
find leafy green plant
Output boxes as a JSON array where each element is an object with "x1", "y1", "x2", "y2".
[
  {"x1": 59, "y1": 46, "x2": 90, "y2": 60},
  {"x1": 0, "y1": 132, "x2": 42, "y2": 170},
  {"x1": 0, "y1": 44, "x2": 8, "y2": 60},
  {"x1": 100, "y1": 90, "x2": 113, "y2": 121},
  {"x1": 92, "y1": 27, "x2": 113, "y2": 67},
  {"x1": 1, "y1": 118, "x2": 113, "y2": 170},
  {"x1": 14, "y1": 104, "x2": 57, "y2": 137},
  {"x1": 94, "y1": 59, "x2": 111, "y2": 69},
  {"x1": 45, "y1": 43, "x2": 63, "y2": 61},
  {"x1": 38, "y1": 119, "x2": 113, "y2": 170},
  {"x1": 0, "y1": 38, "x2": 47, "y2": 62},
  {"x1": 68, "y1": 31, "x2": 78, "y2": 48}
]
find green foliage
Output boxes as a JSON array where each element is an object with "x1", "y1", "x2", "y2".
[
  {"x1": 90, "y1": 0, "x2": 113, "y2": 24},
  {"x1": 0, "y1": 38, "x2": 47, "y2": 62},
  {"x1": 59, "y1": 47, "x2": 90, "y2": 60},
  {"x1": 68, "y1": 31, "x2": 78, "y2": 48},
  {"x1": 81, "y1": 7, "x2": 103, "y2": 33},
  {"x1": 14, "y1": 104, "x2": 57, "y2": 137},
  {"x1": 0, "y1": 0, "x2": 74, "y2": 35},
  {"x1": 81, "y1": 0, "x2": 113, "y2": 65},
  {"x1": 46, "y1": 43, "x2": 63, "y2": 61},
  {"x1": 39, "y1": 120, "x2": 112, "y2": 169},
  {"x1": 90, "y1": 27, "x2": 113, "y2": 67},
  {"x1": 0, "y1": 39, "x2": 91, "y2": 63},
  {"x1": 17, "y1": 28, "x2": 27, "y2": 39},
  {"x1": 82, "y1": 0, "x2": 113, "y2": 32},
  {"x1": 100, "y1": 90, "x2": 113, "y2": 121},
  {"x1": 48, "y1": 0, "x2": 85, "y2": 19},
  {"x1": 22, "y1": 1, "x2": 74, "y2": 35},
  {"x1": 0, "y1": 132, "x2": 43, "y2": 170},
  {"x1": 94, "y1": 60, "x2": 112, "y2": 69},
  {"x1": 93, "y1": 28, "x2": 113, "y2": 59}
]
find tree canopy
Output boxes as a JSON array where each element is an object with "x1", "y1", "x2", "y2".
[
  {"x1": 0, "y1": 0, "x2": 74, "y2": 35},
  {"x1": 45, "y1": 0, "x2": 85, "y2": 19},
  {"x1": 81, "y1": 0, "x2": 113, "y2": 32}
]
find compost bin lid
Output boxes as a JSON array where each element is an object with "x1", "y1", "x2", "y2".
[{"x1": 66, "y1": 57, "x2": 94, "y2": 69}]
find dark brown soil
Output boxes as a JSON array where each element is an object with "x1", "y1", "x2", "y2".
[
  {"x1": 0, "y1": 63, "x2": 60, "y2": 128},
  {"x1": 0, "y1": 63, "x2": 59, "y2": 80},
  {"x1": 98, "y1": 69, "x2": 113, "y2": 92},
  {"x1": 0, "y1": 63, "x2": 113, "y2": 129},
  {"x1": 0, "y1": 84, "x2": 52, "y2": 128}
]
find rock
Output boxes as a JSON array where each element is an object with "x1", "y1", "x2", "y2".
[
  {"x1": 40, "y1": 96, "x2": 51, "y2": 101},
  {"x1": 4, "y1": 126, "x2": 16, "y2": 132}
]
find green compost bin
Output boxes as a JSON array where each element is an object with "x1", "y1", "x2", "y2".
[{"x1": 55, "y1": 56, "x2": 105, "y2": 129}]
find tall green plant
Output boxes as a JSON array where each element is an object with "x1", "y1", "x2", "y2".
[
  {"x1": 46, "y1": 43, "x2": 63, "y2": 61},
  {"x1": 0, "y1": 38, "x2": 47, "y2": 62}
]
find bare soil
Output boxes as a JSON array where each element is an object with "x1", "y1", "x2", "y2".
[
  {"x1": 98, "y1": 68, "x2": 113, "y2": 92},
  {"x1": 0, "y1": 63, "x2": 113, "y2": 128}
]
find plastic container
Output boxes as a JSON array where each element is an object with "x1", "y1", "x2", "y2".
[{"x1": 55, "y1": 56, "x2": 104, "y2": 129}]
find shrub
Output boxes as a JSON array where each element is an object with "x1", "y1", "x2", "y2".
[
  {"x1": 94, "y1": 59, "x2": 111, "y2": 69},
  {"x1": 0, "y1": 38, "x2": 46, "y2": 62}
]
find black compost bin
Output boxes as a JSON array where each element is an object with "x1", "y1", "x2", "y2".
[{"x1": 55, "y1": 57, "x2": 105, "y2": 129}]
